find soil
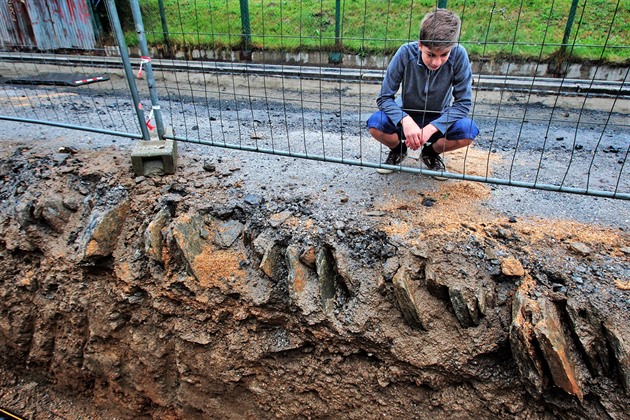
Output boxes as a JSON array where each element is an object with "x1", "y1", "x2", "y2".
[{"x1": 0, "y1": 133, "x2": 628, "y2": 419}]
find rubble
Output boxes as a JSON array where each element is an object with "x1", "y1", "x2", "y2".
[{"x1": 1, "y1": 145, "x2": 629, "y2": 419}]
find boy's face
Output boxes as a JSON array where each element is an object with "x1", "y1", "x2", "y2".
[{"x1": 419, "y1": 43, "x2": 452, "y2": 71}]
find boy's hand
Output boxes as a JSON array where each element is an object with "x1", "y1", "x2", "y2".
[{"x1": 401, "y1": 117, "x2": 439, "y2": 150}]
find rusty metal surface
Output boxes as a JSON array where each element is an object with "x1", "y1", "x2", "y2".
[{"x1": 0, "y1": 0, "x2": 97, "y2": 50}]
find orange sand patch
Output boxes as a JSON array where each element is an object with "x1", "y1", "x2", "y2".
[
  {"x1": 380, "y1": 219, "x2": 416, "y2": 238},
  {"x1": 192, "y1": 246, "x2": 246, "y2": 288},
  {"x1": 445, "y1": 146, "x2": 500, "y2": 177},
  {"x1": 614, "y1": 280, "x2": 630, "y2": 291},
  {"x1": 517, "y1": 219, "x2": 629, "y2": 249},
  {"x1": 374, "y1": 180, "x2": 492, "y2": 239}
]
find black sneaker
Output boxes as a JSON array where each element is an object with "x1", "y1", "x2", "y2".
[
  {"x1": 421, "y1": 145, "x2": 448, "y2": 180},
  {"x1": 377, "y1": 143, "x2": 408, "y2": 174}
]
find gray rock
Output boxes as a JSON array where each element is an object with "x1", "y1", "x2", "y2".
[
  {"x1": 392, "y1": 265, "x2": 425, "y2": 330},
  {"x1": 244, "y1": 194, "x2": 264, "y2": 206},
  {"x1": 569, "y1": 242, "x2": 592, "y2": 256},
  {"x1": 286, "y1": 245, "x2": 323, "y2": 321},
  {"x1": 602, "y1": 321, "x2": 630, "y2": 394},
  {"x1": 144, "y1": 208, "x2": 171, "y2": 262},
  {"x1": 316, "y1": 247, "x2": 339, "y2": 313},
  {"x1": 214, "y1": 220, "x2": 244, "y2": 248},
  {"x1": 79, "y1": 193, "x2": 130, "y2": 261}
]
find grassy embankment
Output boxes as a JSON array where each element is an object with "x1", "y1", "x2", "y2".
[{"x1": 136, "y1": 0, "x2": 629, "y2": 64}]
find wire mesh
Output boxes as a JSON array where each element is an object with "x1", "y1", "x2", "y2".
[
  {"x1": 0, "y1": 0, "x2": 628, "y2": 199},
  {"x1": 0, "y1": 0, "x2": 145, "y2": 139}
]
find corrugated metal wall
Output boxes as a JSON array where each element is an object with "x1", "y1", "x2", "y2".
[{"x1": 0, "y1": 0, "x2": 98, "y2": 50}]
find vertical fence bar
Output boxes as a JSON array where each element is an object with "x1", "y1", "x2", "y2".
[
  {"x1": 157, "y1": 0, "x2": 171, "y2": 56},
  {"x1": 240, "y1": 0, "x2": 252, "y2": 51},
  {"x1": 560, "y1": 0, "x2": 580, "y2": 56},
  {"x1": 335, "y1": 0, "x2": 341, "y2": 47},
  {"x1": 329, "y1": 0, "x2": 343, "y2": 64},
  {"x1": 129, "y1": 0, "x2": 165, "y2": 139},
  {"x1": 105, "y1": 0, "x2": 151, "y2": 141}
]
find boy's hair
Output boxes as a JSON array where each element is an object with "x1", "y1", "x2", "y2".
[{"x1": 419, "y1": 9, "x2": 461, "y2": 48}]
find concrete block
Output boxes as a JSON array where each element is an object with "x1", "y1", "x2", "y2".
[{"x1": 131, "y1": 139, "x2": 177, "y2": 176}]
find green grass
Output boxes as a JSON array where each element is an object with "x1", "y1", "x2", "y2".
[{"x1": 135, "y1": 0, "x2": 630, "y2": 64}]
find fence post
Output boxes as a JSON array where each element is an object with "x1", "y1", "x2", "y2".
[
  {"x1": 328, "y1": 0, "x2": 342, "y2": 64},
  {"x1": 129, "y1": 0, "x2": 165, "y2": 140},
  {"x1": 157, "y1": 0, "x2": 171, "y2": 56},
  {"x1": 105, "y1": 0, "x2": 151, "y2": 141},
  {"x1": 239, "y1": 0, "x2": 252, "y2": 51},
  {"x1": 560, "y1": 0, "x2": 580, "y2": 57}
]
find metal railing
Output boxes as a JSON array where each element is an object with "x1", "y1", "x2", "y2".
[{"x1": 0, "y1": 0, "x2": 628, "y2": 199}]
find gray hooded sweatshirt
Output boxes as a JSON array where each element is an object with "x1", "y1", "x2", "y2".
[{"x1": 376, "y1": 42, "x2": 473, "y2": 135}]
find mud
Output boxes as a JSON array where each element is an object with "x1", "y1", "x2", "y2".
[{"x1": 0, "y1": 137, "x2": 628, "y2": 419}]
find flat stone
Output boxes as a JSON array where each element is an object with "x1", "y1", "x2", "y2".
[
  {"x1": 79, "y1": 197, "x2": 130, "y2": 260},
  {"x1": 259, "y1": 242, "x2": 286, "y2": 282},
  {"x1": 144, "y1": 208, "x2": 171, "y2": 262},
  {"x1": 214, "y1": 220, "x2": 244, "y2": 248},
  {"x1": 569, "y1": 242, "x2": 592, "y2": 256},
  {"x1": 392, "y1": 265, "x2": 425, "y2": 330},
  {"x1": 511, "y1": 288, "x2": 584, "y2": 399},
  {"x1": 286, "y1": 245, "x2": 323, "y2": 321},
  {"x1": 269, "y1": 210, "x2": 292, "y2": 228},
  {"x1": 602, "y1": 321, "x2": 630, "y2": 394},
  {"x1": 502, "y1": 257, "x2": 525, "y2": 277}
]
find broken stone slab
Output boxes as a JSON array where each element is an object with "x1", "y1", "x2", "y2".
[
  {"x1": 213, "y1": 219, "x2": 244, "y2": 248},
  {"x1": 144, "y1": 208, "x2": 171, "y2": 263},
  {"x1": 170, "y1": 213, "x2": 208, "y2": 265},
  {"x1": 259, "y1": 242, "x2": 286, "y2": 283},
  {"x1": 330, "y1": 244, "x2": 359, "y2": 295},
  {"x1": 316, "y1": 247, "x2": 340, "y2": 313},
  {"x1": 392, "y1": 265, "x2": 425, "y2": 330},
  {"x1": 448, "y1": 285, "x2": 486, "y2": 328},
  {"x1": 286, "y1": 245, "x2": 323, "y2": 321},
  {"x1": 78, "y1": 190, "x2": 130, "y2": 261},
  {"x1": 565, "y1": 298, "x2": 610, "y2": 377},
  {"x1": 170, "y1": 213, "x2": 272, "y2": 305},
  {"x1": 533, "y1": 298, "x2": 584, "y2": 400},
  {"x1": 32, "y1": 194, "x2": 76, "y2": 233},
  {"x1": 510, "y1": 287, "x2": 551, "y2": 396},
  {"x1": 602, "y1": 321, "x2": 630, "y2": 394},
  {"x1": 252, "y1": 230, "x2": 288, "y2": 282},
  {"x1": 510, "y1": 286, "x2": 584, "y2": 399},
  {"x1": 424, "y1": 257, "x2": 493, "y2": 328}
]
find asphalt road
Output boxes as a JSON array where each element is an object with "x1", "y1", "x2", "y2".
[{"x1": 0, "y1": 65, "x2": 628, "y2": 230}]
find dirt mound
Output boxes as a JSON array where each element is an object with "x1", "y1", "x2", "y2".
[{"x1": 0, "y1": 143, "x2": 628, "y2": 419}]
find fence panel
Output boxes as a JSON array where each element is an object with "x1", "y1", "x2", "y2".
[
  {"x1": 134, "y1": 0, "x2": 629, "y2": 199},
  {"x1": 0, "y1": 0, "x2": 147, "y2": 140},
  {"x1": 1, "y1": 0, "x2": 628, "y2": 199}
]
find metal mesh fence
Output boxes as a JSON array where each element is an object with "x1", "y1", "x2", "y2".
[{"x1": 0, "y1": 0, "x2": 628, "y2": 199}]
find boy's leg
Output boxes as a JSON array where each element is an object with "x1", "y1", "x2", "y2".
[
  {"x1": 421, "y1": 118, "x2": 479, "y2": 176},
  {"x1": 427, "y1": 137, "x2": 473, "y2": 154},
  {"x1": 367, "y1": 111, "x2": 408, "y2": 174}
]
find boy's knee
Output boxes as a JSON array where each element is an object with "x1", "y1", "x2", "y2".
[{"x1": 369, "y1": 127, "x2": 382, "y2": 139}]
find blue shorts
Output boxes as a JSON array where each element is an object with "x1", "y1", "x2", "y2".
[{"x1": 367, "y1": 110, "x2": 479, "y2": 142}]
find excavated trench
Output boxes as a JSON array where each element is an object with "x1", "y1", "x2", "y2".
[{"x1": 0, "y1": 142, "x2": 629, "y2": 419}]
